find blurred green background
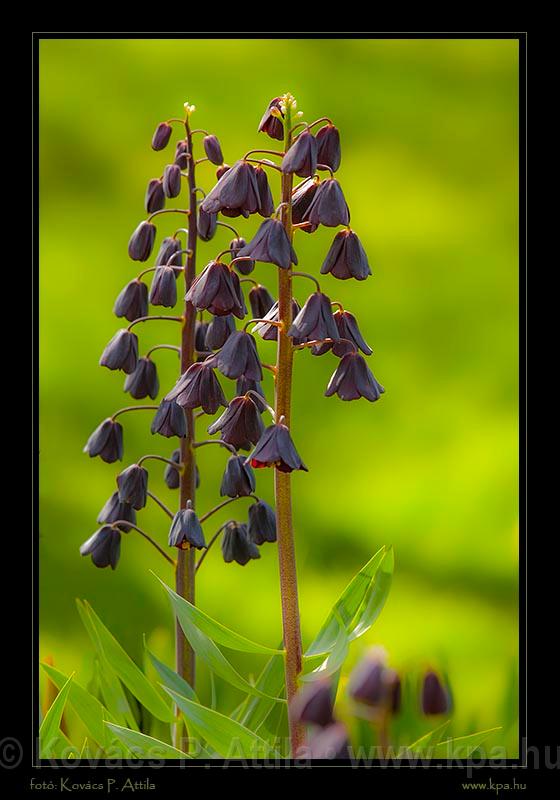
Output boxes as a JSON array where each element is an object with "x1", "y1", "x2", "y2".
[{"x1": 39, "y1": 38, "x2": 519, "y2": 753}]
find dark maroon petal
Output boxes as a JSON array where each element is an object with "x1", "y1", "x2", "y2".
[
  {"x1": 205, "y1": 315, "x2": 236, "y2": 350},
  {"x1": 124, "y1": 357, "x2": 159, "y2": 400},
  {"x1": 163, "y1": 164, "x2": 182, "y2": 198},
  {"x1": 306, "y1": 179, "x2": 350, "y2": 227},
  {"x1": 152, "y1": 122, "x2": 172, "y2": 151},
  {"x1": 128, "y1": 221, "x2": 156, "y2": 262},
  {"x1": 255, "y1": 166, "x2": 274, "y2": 217},
  {"x1": 281, "y1": 130, "x2": 318, "y2": 178},
  {"x1": 145, "y1": 179, "x2": 165, "y2": 213},
  {"x1": 337, "y1": 311, "x2": 372, "y2": 356},
  {"x1": 203, "y1": 134, "x2": 224, "y2": 166},
  {"x1": 198, "y1": 208, "x2": 217, "y2": 242},
  {"x1": 114, "y1": 280, "x2": 148, "y2": 322},
  {"x1": 149, "y1": 266, "x2": 177, "y2": 308},
  {"x1": 99, "y1": 329, "x2": 138, "y2": 374},
  {"x1": 316, "y1": 124, "x2": 341, "y2": 172}
]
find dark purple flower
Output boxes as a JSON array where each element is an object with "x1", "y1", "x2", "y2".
[
  {"x1": 152, "y1": 122, "x2": 172, "y2": 151},
  {"x1": 114, "y1": 280, "x2": 148, "y2": 322},
  {"x1": 168, "y1": 501, "x2": 206, "y2": 550},
  {"x1": 229, "y1": 236, "x2": 246, "y2": 259},
  {"x1": 216, "y1": 163, "x2": 230, "y2": 180},
  {"x1": 421, "y1": 671, "x2": 450, "y2": 716},
  {"x1": 249, "y1": 284, "x2": 275, "y2": 319},
  {"x1": 316, "y1": 124, "x2": 341, "y2": 172},
  {"x1": 205, "y1": 314, "x2": 236, "y2": 350},
  {"x1": 321, "y1": 229, "x2": 371, "y2": 281},
  {"x1": 164, "y1": 448, "x2": 182, "y2": 490},
  {"x1": 325, "y1": 352, "x2": 384, "y2": 402},
  {"x1": 175, "y1": 141, "x2": 189, "y2": 169},
  {"x1": 99, "y1": 329, "x2": 138, "y2": 374},
  {"x1": 248, "y1": 423, "x2": 308, "y2": 473},
  {"x1": 117, "y1": 464, "x2": 148, "y2": 510},
  {"x1": 149, "y1": 266, "x2": 177, "y2": 308},
  {"x1": 195, "y1": 320, "x2": 210, "y2": 353},
  {"x1": 332, "y1": 310, "x2": 372, "y2": 356},
  {"x1": 124, "y1": 357, "x2": 159, "y2": 400},
  {"x1": 290, "y1": 680, "x2": 334, "y2": 728},
  {"x1": 305, "y1": 179, "x2": 350, "y2": 228},
  {"x1": 80, "y1": 526, "x2": 121, "y2": 570},
  {"x1": 248, "y1": 500, "x2": 276, "y2": 545},
  {"x1": 288, "y1": 292, "x2": 339, "y2": 343},
  {"x1": 185, "y1": 260, "x2": 245, "y2": 319},
  {"x1": 348, "y1": 651, "x2": 387, "y2": 707},
  {"x1": 282, "y1": 130, "x2": 318, "y2": 178},
  {"x1": 166, "y1": 361, "x2": 227, "y2": 415},
  {"x1": 155, "y1": 236, "x2": 183, "y2": 273},
  {"x1": 221, "y1": 521, "x2": 260, "y2": 566},
  {"x1": 254, "y1": 165, "x2": 274, "y2": 217},
  {"x1": 201, "y1": 160, "x2": 260, "y2": 216},
  {"x1": 220, "y1": 454, "x2": 256, "y2": 498},
  {"x1": 299, "y1": 723, "x2": 350, "y2": 760},
  {"x1": 236, "y1": 377, "x2": 267, "y2": 412},
  {"x1": 145, "y1": 178, "x2": 165, "y2": 213},
  {"x1": 203, "y1": 134, "x2": 224, "y2": 165},
  {"x1": 198, "y1": 208, "x2": 217, "y2": 242},
  {"x1": 97, "y1": 491, "x2": 136, "y2": 532},
  {"x1": 238, "y1": 218, "x2": 298, "y2": 270},
  {"x1": 215, "y1": 331, "x2": 262, "y2": 381},
  {"x1": 150, "y1": 399, "x2": 186, "y2": 438},
  {"x1": 163, "y1": 163, "x2": 182, "y2": 199},
  {"x1": 257, "y1": 97, "x2": 284, "y2": 141},
  {"x1": 207, "y1": 395, "x2": 265, "y2": 450},
  {"x1": 128, "y1": 221, "x2": 156, "y2": 262},
  {"x1": 292, "y1": 179, "x2": 319, "y2": 233},
  {"x1": 252, "y1": 299, "x2": 301, "y2": 342},
  {"x1": 84, "y1": 418, "x2": 123, "y2": 463}
]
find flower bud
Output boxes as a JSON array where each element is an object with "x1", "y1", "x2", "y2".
[
  {"x1": 348, "y1": 648, "x2": 387, "y2": 706},
  {"x1": 281, "y1": 130, "x2": 318, "y2": 178},
  {"x1": 84, "y1": 418, "x2": 123, "y2": 463},
  {"x1": 316, "y1": 124, "x2": 341, "y2": 172},
  {"x1": 150, "y1": 399, "x2": 186, "y2": 438},
  {"x1": 248, "y1": 500, "x2": 277, "y2": 545},
  {"x1": 163, "y1": 163, "x2": 182, "y2": 199},
  {"x1": 238, "y1": 219, "x2": 298, "y2": 270},
  {"x1": 152, "y1": 122, "x2": 172, "y2": 151},
  {"x1": 175, "y1": 140, "x2": 189, "y2": 169},
  {"x1": 325, "y1": 352, "x2": 384, "y2": 402},
  {"x1": 220, "y1": 454, "x2": 256, "y2": 498},
  {"x1": 257, "y1": 97, "x2": 284, "y2": 141},
  {"x1": 221, "y1": 521, "x2": 260, "y2": 566},
  {"x1": 114, "y1": 279, "x2": 148, "y2": 322},
  {"x1": 288, "y1": 292, "x2": 339, "y2": 343},
  {"x1": 290, "y1": 679, "x2": 334, "y2": 728},
  {"x1": 168, "y1": 501, "x2": 206, "y2": 550},
  {"x1": 80, "y1": 526, "x2": 121, "y2": 570},
  {"x1": 164, "y1": 449, "x2": 182, "y2": 490},
  {"x1": 99, "y1": 329, "x2": 138, "y2": 374},
  {"x1": 216, "y1": 163, "x2": 230, "y2": 180},
  {"x1": 124, "y1": 357, "x2": 159, "y2": 400},
  {"x1": 207, "y1": 395, "x2": 265, "y2": 450},
  {"x1": 254, "y1": 165, "x2": 274, "y2": 217},
  {"x1": 248, "y1": 423, "x2": 308, "y2": 473},
  {"x1": 421, "y1": 670, "x2": 450, "y2": 716},
  {"x1": 216, "y1": 331, "x2": 263, "y2": 381},
  {"x1": 321, "y1": 229, "x2": 371, "y2": 281},
  {"x1": 230, "y1": 238, "x2": 255, "y2": 276},
  {"x1": 149, "y1": 266, "x2": 177, "y2": 308},
  {"x1": 128, "y1": 221, "x2": 156, "y2": 262},
  {"x1": 305, "y1": 179, "x2": 350, "y2": 228},
  {"x1": 166, "y1": 360, "x2": 227, "y2": 415},
  {"x1": 97, "y1": 491, "x2": 136, "y2": 532},
  {"x1": 185, "y1": 260, "x2": 246, "y2": 319},
  {"x1": 249, "y1": 285, "x2": 275, "y2": 318},
  {"x1": 229, "y1": 237, "x2": 246, "y2": 259},
  {"x1": 203, "y1": 134, "x2": 224, "y2": 166},
  {"x1": 205, "y1": 314, "x2": 236, "y2": 350},
  {"x1": 145, "y1": 178, "x2": 165, "y2": 214},
  {"x1": 155, "y1": 236, "x2": 183, "y2": 273},
  {"x1": 117, "y1": 464, "x2": 148, "y2": 510},
  {"x1": 198, "y1": 208, "x2": 217, "y2": 242}
]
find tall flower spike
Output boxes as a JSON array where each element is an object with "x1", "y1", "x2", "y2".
[
  {"x1": 237, "y1": 218, "x2": 298, "y2": 270},
  {"x1": 150, "y1": 398, "x2": 187, "y2": 438},
  {"x1": 215, "y1": 331, "x2": 263, "y2": 381},
  {"x1": 248, "y1": 500, "x2": 277, "y2": 545},
  {"x1": 99, "y1": 329, "x2": 139, "y2": 374},
  {"x1": 321, "y1": 229, "x2": 371, "y2": 281},
  {"x1": 166, "y1": 360, "x2": 227, "y2": 415},
  {"x1": 117, "y1": 464, "x2": 149, "y2": 510},
  {"x1": 316, "y1": 124, "x2": 341, "y2": 172},
  {"x1": 201, "y1": 160, "x2": 260, "y2": 216},
  {"x1": 205, "y1": 314, "x2": 236, "y2": 350},
  {"x1": 325, "y1": 352, "x2": 384, "y2": 402},
  {"x1": 305, "y1": 179, "x2": 350, "y2": 227},
  {"x1": 185, "y1": 260, "x2": 245, "y2": 319},
  {"x1": 257, "y1": 97, "x2": 284, "y2": 141},
  {"x1": 128, "y1": 221, "x2": 156, "y2": 262},
  {"x1": 287, "y1": 292, "x2": 339, "y2": 343},
  {"x1": 145, "y1": 178, "x2": 165, "y2": 213},
  {"x1": 168, "y1": 501, "x2": 206, "y2": 550},
  {"x1": 220, "y1": 454, "x2": 256, "y2": 498},
  {"x1": 207, "y1": 394, "x2": 265, "y2": 450},
  {"x1": 80, "y1": 526, "x2": 121, "y2": 570},
  {"x1": 248, "y1": 422, "x2": 308, "y2": 473},
  {"x1": 84, "y1": 418, "x2": 123, "y2": 463},
  {"x1": 114, "y1": 279, "x2": 148, "y2": 322},
  {"x1": 221, "y1": 521, "x2": 260, "y2": 566},
  {"x1": 281, "y1": 130, "x2": 318, "y2": 178},
  {"x1": 124, "y1": 357, "x2": 159, "y2": 400},
  {"x1": 149, "y1": 266, "x2": 178, "y2": 308},
  {"x1": 97, "y1": 491, "x2": 136, "y2": 532}
]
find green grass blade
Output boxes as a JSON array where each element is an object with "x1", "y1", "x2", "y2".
[
  {"x1": 39, "y1": 673, "x2": 74, "y2": 758},
  {"x1": 401, "y1": 720, "x2": 451, "y2": 755},
  {"x1": 105, "y1": 722, "x2": 191, "y2": 759},
  {"x1": 431, "y1": 728, "x2": 502, "y2": 759}
]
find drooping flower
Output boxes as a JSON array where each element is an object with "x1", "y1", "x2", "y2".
[
  {"x1": 321, "y1": 229, "x2": 371, "y2": 281},
  {"x1": 195, "y1": 320, "x2": 210, "y2": 353},
  {"x1": 80, "y1": 526, "x2": 121, "y2": 570},
  {"x1": 215, "y1": 331, "x2": 263, "y2": 381},
  {"x1": 248, "y1": 284, "x2": 275, "y2": 319},
  {"x1": 99, "y1": 329, "x2": 139, "y2": 374},
  {"x1": 113, "y1": 280, "x2": 148, "y2": 322},
  {"x1": 348, "y1": 648, "x2": 388, "y2": 707},
  {"x1": 248, "y1": 500, "x2": 277, "y2": 545},
  {"x1": 248, "y1": 423, "x2": 308, "y2": 473},
  {"x1": 236, "y1": 377, "x2": 267, "y2": 412},
  {"x1": 254, "y1": 165, "x2": 274, "y2": 217},
  {"x1": 304, "y1": 179, "x2": 349, "y2": 227},
  {"x1": 252, "y1": 299, "x2": 301, "y2": 342},
  {"x1": 292, "y1": 179, "x2": 319, "y2": 233},
  {"x1": 155, "y1": 236, "x2": 183, "y2": 274},
  {"x1": 123, "y1": 357, "x2": 159, "y2": 400},
  {"x1": 116, "y1": 464, "x2": 148, "y2": 510},
  {"x1": 166, "y1": 360, "x2": 227, "y2": 415},
  {"x1": 290, "y1": 679, "x2": 334, "y2": 728},
  {"x1": 168, "y1": 501, "x2": 206, "y2": 550},
  {"x1": 281, "y1": 130, "x2": 318, "y2": 178},
  {"x1": 205, "y1": 314, "x2": 236, "y2": 350},
  {"x1": 238, "y1": 218, "x2": 298, "y2": 270},
  {"x1": 185, "y1": 260, "x2": 245, "y2": 319},
  {"x1": 149, "y1": 266, "x2": 177, "y2": 308},
  {"x1": 84, "y1": 418, "x2": 123, "y2": 463},
  {"x1": 150, "y1": 399, "x2": 186, "y2": 438},
  {"x1": 164, "y1": 449, "x2": 182, "y2": 490},
  {"x1": 257, "y1": 97, "x2": 284, "y2": 141},
  {"x1": 151, "y1": 122, "x2": 172, "y2": 151},
  {"x1": 311, "y1": 309, "x2": 372, "y2": 358},
  {"x1": 203, "y1": 134, "x2": 224, "y2": 166},
  {"x1": 128, "y1": 221, "x2": 156, "y2": 262},
  {"x1": 198, "y1": 208, "x2": 217, "y2": 242},
  {"x1": 207, "y1": 395, "x2": 264, "y2": 450},
  {"x1": 221, "y1": 521, "x2": 260, "y2": 566},
  {"x1": 220, "y1": 455, "x2": 256, "y2": 498},
  {"x1": 163, "y1": 163, "x2": 182, "y2": 198},
  {"x1": 174, "y1": 140, "x2": 189, "y2": 169},
  {"x1": 145, "y1": 178, "x2": 165, "y2": 213},
  {"x1": 325, "y1": 352, "x2": 384, "y2": 402},
  {"x1": 201, "y1": 160, "x2": 260, "y2": 216},
  {"x1": 421, "y1": 671, "x2": 450, "y2": 716},
  {"x1": 229, "y1": 236, "x2": 246, "y2": 260},
  {"x1": 316, "y1": 124, "x2": 341, "y2": 172},
  {"x1": 287, "y1": 292, "x2": 339, "y2": 343},
  {"x1": 97, "y1": 491, "x2": 136, "y2": 532}
]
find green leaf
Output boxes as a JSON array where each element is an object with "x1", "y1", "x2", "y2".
[
  {"x1": 158, "y1": 582, "x2": 282, "y2": 701},
  {"x1": 237, "y1": 654, "x2": 285, "y2": 732},
  {"x1": 165, "y1": 687, "x2": 279, "y2": 759},
  {"x1": 306, "y1": 546, "x2": 387, "y2": 657},
  {"x1": 349, "y1": 546, "x2": 394, "y2": 641},
  {"x1": 39, "y1": 673, "x2": 73, "y2": 758},
  {"x1": 78, "y1": 600, "x2": 174, "y2": 723},
  {"x1": 430, "y1": 728, "x2": 502, "y2": 759},
  {"x1": 301, "y1": 615, "x2": 349, "y2": 682},
  {"x1": 155, "y1": 577, "x2": 284, "y2": 655},
  {"x1": 41, "y1": 662, "x2": 111, "y2": 748},
  {"x1": 144, "y1": 641, "x2": 198, "y2": 703},
  {"x1": 403, "y1": 720, "x2": 451, "y2": 755},
  {"x1": 105, "y1": 723, "x2": 191, "y2": 759}
]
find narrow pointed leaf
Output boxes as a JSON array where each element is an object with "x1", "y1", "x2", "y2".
[
  {"x1": 430, "y1": 728, "x2": 502, "y2": 759},
  {"x1": 39, "y1": 674, "x2": 73, "y2": 758},
  {"x1": 237, "y1": 654, "x2": 285, "y2": 731},
  {"x1": 301, "y1": 615, "x2": 349, "y2": 682},
  {"x1": 349, "y1": 546, "x2": 394, "y2": 641},
  {"x1": 144, "y1": 641, "x2": 198, "y2": 703},
  {"x1": 105, "y1": 722, "x2": 191, "y2": 759},
  {"x1": 402, "y1": 720, "x2": 451, "y2": 755}
]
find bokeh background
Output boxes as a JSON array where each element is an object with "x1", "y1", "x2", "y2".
[{"x1": 39, "y1": 38, "x2": 519, "y2": 753}]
